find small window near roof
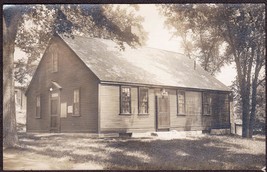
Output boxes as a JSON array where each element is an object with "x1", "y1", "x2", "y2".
[
  {"x1": 36, "y1": 95, "x2": 41, "y2": 118},
  {"x1": 203, "y1": 93, "x2": 212, "y2": 115},
  {"x1": 52, "y1": 50, "x2": 58, "y2": 72},
  {"x1": 120, "y1": 87, "x2": 131, "y2": 114},
  {"x1": 139, "y1": 88, "x2": 149, "y2": 114},
  {"x1": 73, "y1": 89, "x2": 80, "y2": 116},
  {"x1": 177, "y1": 91, "x2": 185, "y2": 115}
]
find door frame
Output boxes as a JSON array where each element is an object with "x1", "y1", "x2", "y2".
[
  {"x1": 155, "y1": 95, "x2": 170, "y2": 131},
  {"x1": 49, "y1": 90, "x2": 61, "y2": 132}
]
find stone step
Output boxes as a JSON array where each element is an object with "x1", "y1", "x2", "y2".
[{"x1": 210, "y1": 129, "x2": 230, "y2": 135}]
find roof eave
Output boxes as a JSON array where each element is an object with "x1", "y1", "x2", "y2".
[{"x1": 99, "y1": 80, "x2": 231, "y2": 93}]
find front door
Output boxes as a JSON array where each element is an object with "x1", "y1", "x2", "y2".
[
  {"x1": 50, "y1": 92, "x2": 59, "y2": 132},
  {"x1": 156, "y1": 95, "x2": 170, "y2": 130}
]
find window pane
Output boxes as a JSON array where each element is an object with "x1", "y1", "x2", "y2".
[
  {"x1": 52, "y1": 52, "x2": 58, "y2": 72},
  {"x1": 121, "y1": 87, "x2": 131, "y2": 113},
  {"x1": 74, "y1": 102, "x2": 79, "y2": 115},
  {"x1": 178, "y1": 104, "x2": 184, "y2": 114},
  {"x1": 139, "y1": 88, "x2": 148, "y2": 113},
  {"x1": 140, "y1": 102, "x2": 148, "y2": 114},
  {"x1": 178, "y1": 92, "x2": 184, "y2": 100},
  {"x1": 177, "y1": 91, "x2": 185, "y2": 114},
  {"x1": 122, "y1": 102, "x2": 130, "y2": 113},
  {"x1": 74, "y1": 89, "x2": 79, "y2": 103},
  {"x1": 36, "y1": 96, "x2": 40, "y2": 107},
  {"x1": 73, "y1": 89, "x2": 80, "y2": 115},
  {"x1": 140, "y1": 89, "x2": 148, "y2": 102},
  {"x1": 36, "y1": 96, "x2": 41, "y2": 118}
]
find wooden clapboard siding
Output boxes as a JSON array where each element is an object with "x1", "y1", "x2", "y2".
[
  {"x1": 211, "y1": 93, "x2": 230, "y2": 128},
  {"x1": 99, "y1": 84, "x2": 155, "y2": 132},
  {"x1": 26, "y1": 90, "x2": 50, "y2": 131},
  {"x1": 98, "y1": 85, "x2": 229, "y2": 132},
  {"x1": 169, "y1": 89, "x2": 178, "y2": 128},
  {"x1": 169, "y1": 89, "x2": 208, "y2": 130},
  {"x1": 26, "y1": 36, "x2": 99, "y2": 133},
  {"x1": 131, "y1": 87, "x2": 138, "y2": 114}
]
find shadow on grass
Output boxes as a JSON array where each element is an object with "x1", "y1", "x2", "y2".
[{"x1": 11, "y1": 132, "x2": 266, "y2": 170}]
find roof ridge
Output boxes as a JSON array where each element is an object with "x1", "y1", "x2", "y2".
[
  {"x1": 59, "y1": 33, "x2": 187, "y2": 56},
  {"x1": 59, "y1": 33, "x2": 113, "y2": 42},
  {"x1": 142, "y1": 46, "x2": 186, "y2": 56}
]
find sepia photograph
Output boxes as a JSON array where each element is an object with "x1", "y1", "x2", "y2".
[{"x1": 3, "y1": 3, "x2": 266, "y2": 170}]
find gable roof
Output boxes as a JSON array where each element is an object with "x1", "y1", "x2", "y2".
[{"x1": 59, "y1": 34, "x2": 230, "y2": 92}]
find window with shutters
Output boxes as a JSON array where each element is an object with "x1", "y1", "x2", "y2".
[
  {"x1": 73, "y1": 89, "x2": 80, "y2": 116},
  {"x1": 120, "y1": 86, "x2": 131, "y2": 114}
]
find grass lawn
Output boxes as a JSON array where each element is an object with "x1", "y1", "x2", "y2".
[{"x1": 3, "y1": 131, "x2": 266, "y2": 170}]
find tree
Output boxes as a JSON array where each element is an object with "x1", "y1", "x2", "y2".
[
  {"x1": 230, "y1": 73, "x2": 266, "y2": 134},
  {"x1": 159, "y1": 4, "x2": 231, "y2": 75},
  {"x1": 159, "y1": 4, "x2": 265, "y2": 138},
  {"x1": 15, "y1": 4, "x2": 148, "y2": 84},
  {"x1": 3, "y1": 4, "x2": 147, "y2": 147}
]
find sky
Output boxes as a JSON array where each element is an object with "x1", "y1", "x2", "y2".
[
  {"x1": 138, "y1": 5, "x2": 184, "y2": 53},
  {"x1": 14, "y1": 4, "x2": 237, "y2": 87}
]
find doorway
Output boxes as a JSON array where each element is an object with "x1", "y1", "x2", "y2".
[
  {"x1": 50, "y1": 92, "x2": 60, "y2": 132},
  {"x1": 156, "y1": 95, "x2": 170, "y2": 131}
]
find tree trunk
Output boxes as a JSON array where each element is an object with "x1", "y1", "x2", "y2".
[
  {"x1": 3, "y1": 8, "x2": 22, "y2": 147},
  {"x1": 241, "y1": 92, "x2": 250, "y2": 137},
  {"x1": 239, "y1": 78, "x2": 251, "y2": 138},
  {"x1": 249, "y1": 78, "x2": 257, "y2": 137},
  {"x1": 248, "y1": 49, "x2": 263, "y2": 138}
]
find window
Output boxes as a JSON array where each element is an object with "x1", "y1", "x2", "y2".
[
  {"x1": 73, "y1": 89, "x2": 80, "y2": 116},
  {"x1": 139, "y1": 88, "x2": 149, "y2": 114},
  {"x1": 120, "y1": 87, "x2": 131, "y2": 114},
  {"x1": 52, "y1": 50, "x2": 58, "y2": 72},
  {"x1": 177, "y1": 91, "x2": 185, "y2": 115},
  {"x1": 203, "y1": 93, "x2": 212, "y2": 115},
  {"x1": 36, "y1": 95, "x2": 41, "y2": 118}
]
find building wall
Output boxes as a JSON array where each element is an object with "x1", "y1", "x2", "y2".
[
  {"x1": 210, "y1": 93, "x2": 230, "y2": 128},
  {"x1": 168, "y1": 89, "x2": 212, "y2": 131},
  {"x1": 99, "y1": 84, "x2": 155, "y2": 133},
  {"x1": 26, "y1": 36, "x2": 99, "y2": 133},
  {"x1": 170, "y1": 90, "x2": 230, "y2": 131},
  {"x1": 99, "y1": 84, "x2": 230, "y2": 133}
]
